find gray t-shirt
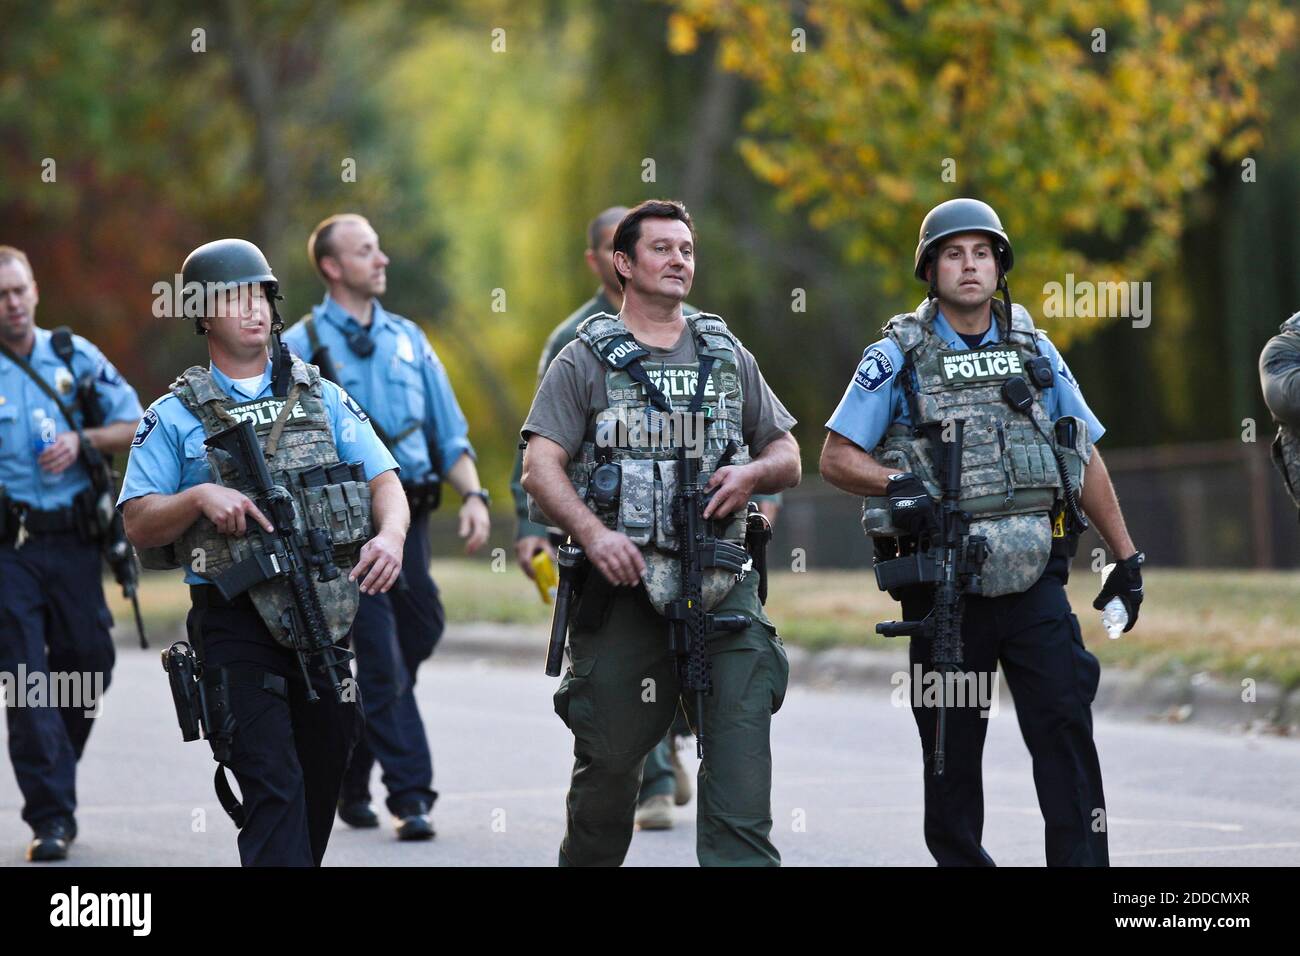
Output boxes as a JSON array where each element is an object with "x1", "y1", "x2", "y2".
[{"x1": 522, "y1": 322, "x2": 796, "y2": 459}]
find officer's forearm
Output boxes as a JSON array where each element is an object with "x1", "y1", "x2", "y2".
[
  {"x1": 444, "y1": 451, "x2": 483, "y2": 496},
  {"x1": 122, "y1": 489, "x2": 206, "y2": 549},
  {"x1": 819, "y1": 432, "x2": 896, "y2": 496},
  {"x1": 747, "y1": 432, "x2": 801, "y2": 494},
  {"x1": 521, "y1": 447, "x2": 605, "y2": 546},
  {"x1": 1079, "y1": 450, "x2": 1136, "y2": 559},
  {"x1": 83, "y1": 420, "x2": 138, "y2": 456},
  {"x1": 369, "y1": 469, "x2": 410, "y2": 541}
]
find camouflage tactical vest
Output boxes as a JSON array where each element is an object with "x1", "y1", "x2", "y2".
[
  {"x1": 141, "y1": 358, "x2": 372, "y2": 647},
  {"x1": 1269, "y1": 312, "x2": 1300, "y2": 512},
  {"x1": 862, "y1": 298, "x2": 1092, "y2": 597},
  {"x1": 529, "y1": 312, "x2": 751, "y2": 614}
]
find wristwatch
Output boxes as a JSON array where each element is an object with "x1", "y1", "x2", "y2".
[{"x1": 462, "y1": 489, "x2": 490, "y2": 508}]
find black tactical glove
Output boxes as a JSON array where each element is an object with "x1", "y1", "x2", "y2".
[
  {"x1": 1092, "y1": 550, "x2": 1145, "y2": 632},
  {"x1": 886, "y1": 472, "x2": 939, "y2": 537}
]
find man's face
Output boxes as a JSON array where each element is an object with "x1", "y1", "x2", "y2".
[
  {"x1": 617, "y1": 217, "x2": 694, "y2": 302},
  {"x1": 204, "y1": 283, "x2": 272, "y2": 353},
  {"x1": 0, "y1": 259, "x2": 38, "y2": 345},
  {"x1": 587, "y1": 224, "x2": 620, "y2": 292},
  {"x1": 929, "y1": 233, "x2": 998, "y2": 308},
  {"x1": 323, "y1": 219, "x2": 389, "y2": 298}
]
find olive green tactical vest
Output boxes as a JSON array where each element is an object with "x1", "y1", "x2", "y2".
[
  {"x1": 139, "y1": 357, "x2": 372, "y2": 647},
  {"x1": 863, "y1": 298, "x2": 1092, "y2": 596},
  {"x1": 1269, "y1": 313, "x2": 1300, "y2": 512},
  {"x1": 529, "y1": 312, "x2": 751, "y2": 614}
]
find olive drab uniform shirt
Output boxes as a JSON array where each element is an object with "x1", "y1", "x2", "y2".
[{"x1": 521, "y1": 313, "x2": 795, "y2": 612}]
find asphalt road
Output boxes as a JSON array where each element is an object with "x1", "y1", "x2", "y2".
[{"x1": 2, "y1": 641, "x2": 1298, "y2": 867}]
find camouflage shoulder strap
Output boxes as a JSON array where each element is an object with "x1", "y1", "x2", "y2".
[{"x1": 574, "y1": 312, "x2": 673, "y2": 413}]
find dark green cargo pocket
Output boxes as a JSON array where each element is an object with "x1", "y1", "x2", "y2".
[
  {"x1": 760, "y1": 619, "x2": 790, "y2": 716},
  {"x1": 553, "y1": 655, "x2": 595, "y2": 730}
]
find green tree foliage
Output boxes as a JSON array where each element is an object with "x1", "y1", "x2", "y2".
[{"x1": 664, "y1": 0, "x2": 1297, "y2": 345}]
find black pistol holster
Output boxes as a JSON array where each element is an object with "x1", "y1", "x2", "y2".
[
  {"x1": 161, "y1": 640, "x2": 247, "y2": 828},
  {"x1": 744, "y1": 502, "x2": 772, "y2": 605}
]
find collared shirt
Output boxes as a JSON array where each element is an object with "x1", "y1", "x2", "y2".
[
  {"x1": 117, "y1": 358, "x2": 398, "y2": 585},
  {"x1": 826, "y1": 308, "x2": 1105, "y2": 453},
  {"x1": 281, "y1": 295, "x2": 473, "y2": 484},
  {"x1": 0, "y1": 326, "x2": 143, "y2": 510}
]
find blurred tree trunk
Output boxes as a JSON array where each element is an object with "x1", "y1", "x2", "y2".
[{"x1": 222, "y1": 0, "x2": 290, "y2": 259}]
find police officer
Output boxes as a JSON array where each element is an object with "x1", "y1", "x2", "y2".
[
  {"x1": 0, "y1": 245, "x2": 143, "y2": 862},
  {"x1": 283, "y1": 214, "x2": 490, "y2": 840},
  {"x1": 119, "y1": 239, "x2": 406, "y2": 866},
  {"x1": 511, "y1": 205, "x2": 698, "y2": 831},
  {"x1": 522, "y1": 200, "x2": 800, "y2": 866},
  {"x1": 1259, "y1": 311, "x2": 1300, "y2": 510},
  {"x1": 820, "y1": 198, "x2": 1145, "y2": 866}
]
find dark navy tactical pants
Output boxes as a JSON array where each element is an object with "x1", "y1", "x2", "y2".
[
  {"x1": 904, "y1": 555, "x2": 1108, "y2": 867},
  {"x1": 188, "y1": 590, "x2": 362, "y2": 867},
  {"x1": 341, "y1": 510, "x2": 444, "y2": 815},
  {"x1": 0, "y1": 533, "x2": 115, "y2": 829}
]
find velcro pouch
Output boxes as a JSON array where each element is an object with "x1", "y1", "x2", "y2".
[
  {"x1": 654, "y1": 460, "x2": 679, "y2": 550},
  {"x1": 617, "y1": 458, "x2": 655, "y2": 546}
]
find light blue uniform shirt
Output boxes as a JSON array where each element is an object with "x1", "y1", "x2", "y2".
[
  {"x1": 117, "y1": 359, "x2": 398, "y2": 584},
  {"x1": 0, "y1": 326, "x2": 143, "y2": 509},
  {"x1": 282, "y1": 296, "x2": 474, "y2": 484},
  {"x1": 826, "y1": 308, "x2": 1105, "y2": 453}
]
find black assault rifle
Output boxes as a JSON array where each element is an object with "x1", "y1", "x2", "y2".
[
  {"x1": 664, "y1": 434, "x2": 751, "y2": 759},
  {"x1": 201, "y1": 419, "x2": 354, "y2": 702},
  {"x1": 873, "y1": 418, "x2": 988, "y2": 777}
]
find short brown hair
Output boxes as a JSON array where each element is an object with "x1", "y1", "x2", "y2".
[
  {"x1": 307, "y1": 213, "x2": 369, "y2": 280},
  {"x1": 611, "y1": 200, "x2": 695, "y2": 289},
  {"x1": 0, "y1": 245, "x2": 34, "y2": 281}
]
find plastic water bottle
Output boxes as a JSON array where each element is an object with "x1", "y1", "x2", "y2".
[
  {"x1": 32, "y1": 409, "x2": 57, "y2": 484},
  {"x1": 1099, "y1": 563, "x2": 1128, "y2": 639}
]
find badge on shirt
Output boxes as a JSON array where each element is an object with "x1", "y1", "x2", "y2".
[
  {"x1": 55, "y1": 367, "x2": 74, "y2": 396},
  {"x1": 938, "y1": 348, "x2": 1023, "y2": 385},
  {"x1": 853, "y1": 348, "x2": 894, "y2": 392},
  {"x1": 396, "y1": 335, "x2": 416, "y2": 364},
  {"x1": 132, "y1": 409, "x2": 159, "y2": 447}
]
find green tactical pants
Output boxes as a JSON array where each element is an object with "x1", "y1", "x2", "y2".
[{"x1": 554, "y1": 572, "x2": 789, "y2": 867}]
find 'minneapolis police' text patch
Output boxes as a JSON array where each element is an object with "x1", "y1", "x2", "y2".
[
  {"x1": 938, "y1": 348, "x2": 1023, "y2": 385},
  {"x1": 854, "y1": 347, "x2": 894, "y2": 392}
]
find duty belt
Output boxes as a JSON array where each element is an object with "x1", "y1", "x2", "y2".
[
  {"x1": 1, "y1": 502, "x2": 79, "y2": 545},
  {"x1": 189, "y1": 584, "x2": 256, "y2": 611}
]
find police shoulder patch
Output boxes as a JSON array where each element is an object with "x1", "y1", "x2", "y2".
[
  {"x1": 853, "y1": 347, "x2": 894, "y2": 392},
  {"x1": 339, "y1": 389, "x2": 369, "y2": 422},
  {"x1": 1056, "y1": 353, "x2": 1078, "y2": 388},
  {"x1": 96, "y1": 358, "x2": 124, "y2": 387},
  {"x1": 132, "y1": 409, "x2": 159, "y2": 447}
]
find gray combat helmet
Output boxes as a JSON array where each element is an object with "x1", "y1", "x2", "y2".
[
  {"x1": 181, "y1": 238, "x2": 283, "y2": 335},
  {"x1": 914, "y1": 198, "x2": 1014, "y2": 281}
]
